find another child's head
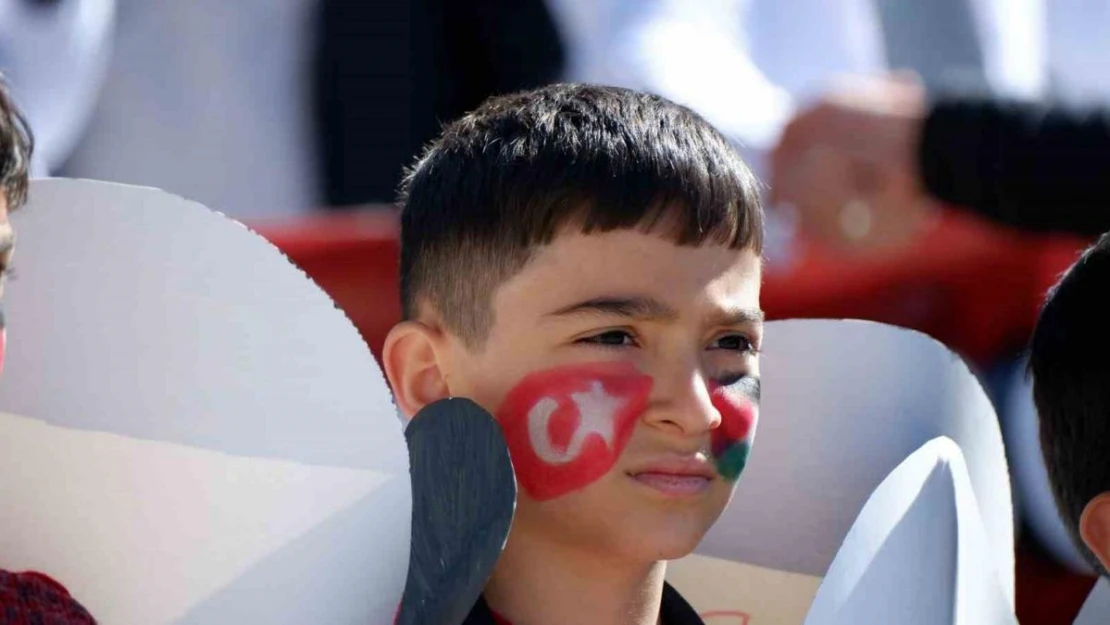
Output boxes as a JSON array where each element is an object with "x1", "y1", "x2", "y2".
[
  {"x1": 1030, "y1": 232, "x2": 1110, "y2": 576},
  {"x1": 0, "y1": 76, "x2": 33, "y2": 374},
  {"x1": 384, "y1": 83, "x2": 764, "y2": 565},
  {"x1": 0, "y1": 76, "x2": 30, "y2": 274}
]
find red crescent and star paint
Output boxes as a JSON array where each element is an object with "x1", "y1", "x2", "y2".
[
  {"x1": 495, "y1": 362, "x2": 762, "y2": 500},
  {"x1": 496, "y1": 361, "x2": 654, "y2": 501}
]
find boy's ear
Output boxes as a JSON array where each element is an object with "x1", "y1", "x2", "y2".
[
  {"x1": 382, "y1": 320, "x2": 452, "y2": 420},
  {"x1": 1079, "y1": 492, "x2": 1110, "y2": 571}
]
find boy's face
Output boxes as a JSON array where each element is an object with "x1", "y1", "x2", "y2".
[{"x1": 432, "y1": 227, "x2": 762, "y2": 563}]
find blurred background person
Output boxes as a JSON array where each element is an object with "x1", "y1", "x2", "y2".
[
  {"x1": 539, "y1": 0, "x2": 1045, "y2": 265},
  {"x1": 0, "y1": 0, "x2": 114, "y2": 176},
  {"x1": 544, "y1": 0, "x2": 1044, "y2": 182},
  {"x1": 771, "y1": 74, "x2": 1110, "y2": 252},
  {"x1": 767, "y1": 0, "x2": 1110, "y2": 594},
  {"x1": 54, "y1": 0, "x2": 321, "y2": 220},
  {"x1": 768, "y1": 0, "x2": 1110, "y2": 252},
  {"x1": 312, "y1": 0, "x2": 564, "y2": 208}
]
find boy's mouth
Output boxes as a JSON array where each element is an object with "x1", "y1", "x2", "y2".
[{"x1": 627, "y1": 455, "x2": 716, "y2": 497}]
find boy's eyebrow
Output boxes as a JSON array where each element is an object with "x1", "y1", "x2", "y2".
[
  {"x1": 546, "y1": 296, "x2": 765, "y2": 327},
  {"x1": 546, "y1": 296, "x2": 680, "y2": 321},
  {"x1": 707, "y1": 306, "x2": 765, "y2": 328}
]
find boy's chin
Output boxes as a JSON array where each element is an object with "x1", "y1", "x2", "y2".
[
  {"x1": 522, "y1": 498, "x2": 718, "y2": 565},
  {"x1": 590, "y1": 520, "x2": 713, "y2": 565},
  {"x1": 643, "y1": 531, "x2": 709, "y2": 562}
]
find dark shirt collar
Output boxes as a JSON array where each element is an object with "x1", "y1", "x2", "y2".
[{"x1": 462, "y1": 581, "x2": 704, "y2": 625}]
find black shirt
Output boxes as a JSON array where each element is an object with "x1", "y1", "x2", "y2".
[{"x1": 462, "y1": 581, "x2": 704, "y2": 625}]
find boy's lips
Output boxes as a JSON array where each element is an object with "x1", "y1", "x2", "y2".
[
  {"x1": 627, "y1": 455, "x2": 717, "y2": 496},
  {"x1": 628, "y1": 455, "x2": 717, "y2": 479}
]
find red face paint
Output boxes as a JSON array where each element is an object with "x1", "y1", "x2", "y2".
[
  {"x1": 709, "y1": 377, "x2": 760, "y2": 481},
  {"x1": 496, "y1": 362, "x2": 653, "y2": 501}
]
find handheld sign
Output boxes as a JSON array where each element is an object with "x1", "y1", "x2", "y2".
[
  {"x1": 0, "y1": 179, "x2": 411, "y2": 623},
  {"x1": 804, "y1": 437, "x2": 1016, "y2": 625},
  {"x1": 667, "y1": 319, "x2": 1014, "y2": 623},
  {"x1": 397, "y1": 398, "x2": 516, "y2": 625},
  {"x1": 1075, "y1": 579, "x2": 1110, "y2": 625}
]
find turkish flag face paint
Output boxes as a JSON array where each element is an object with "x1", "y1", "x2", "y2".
[
  {"x1": 496, "y1": 362, "x2": 653, "y2": 501},
  {"x1": 709, "y1": 376, "x2": 760, "y2": 482}
]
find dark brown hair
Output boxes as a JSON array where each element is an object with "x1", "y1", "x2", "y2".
[
  {"x1": 398, "y1": 83, "x2": 764, "y2": 345},
  {"x1": 0, "y1": 75, "x2": 33, "y2": 210},
  {"x1": 1029, "y1": 232, "x2": 1110, "y2": 576}
]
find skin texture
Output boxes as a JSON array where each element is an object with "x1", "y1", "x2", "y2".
[{"x1": 385, "y1": 225, "x2": 763, "y2": 625}]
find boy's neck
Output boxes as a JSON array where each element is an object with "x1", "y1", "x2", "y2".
[{"x1": 483, "y1": 531, "x2": 666, "y2": 625}]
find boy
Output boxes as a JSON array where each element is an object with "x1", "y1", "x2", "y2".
[
  {"x1": 0, "y1": 78, "x2": 97, "y2": 622},
  {"x1": 382, "y1": 83, "x2": 765, "y2": 624},
  {"x1": 1030, "y1": 232, "x2": 1110, "y2": 580}
]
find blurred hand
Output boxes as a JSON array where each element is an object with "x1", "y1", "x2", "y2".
[
  {"x1": 773, "y1": 144, "x2": 939, "y2": 255},
  {"x1": 770, "y1": 73, "x2": 939, "y2": 255}
]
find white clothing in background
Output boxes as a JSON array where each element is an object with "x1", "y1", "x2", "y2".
[
  {"x1": 546, "y1": 0, "x2": 1046, "y2": 178},
  {"x1": 0, "y1": 0, "x2": 115, "y2": 176},
  {"x1": 58, "y1": 0, "x2": 320, "y2": 219}
]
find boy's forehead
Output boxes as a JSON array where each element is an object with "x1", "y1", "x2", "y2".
[
  {"x1": 536, "y1": 227, "x2": 758, "y2": 274},
  {"x1": 494, "y1": 228, "x2": 761, "y2": 317}
]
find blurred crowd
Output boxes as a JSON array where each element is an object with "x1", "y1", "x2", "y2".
[
  {"x1": 4, "y1": 0, "x2": 1110, "y2": 622},
  {"x1": 5, "y1": 0, "x2": 1102, "y2": 218}
]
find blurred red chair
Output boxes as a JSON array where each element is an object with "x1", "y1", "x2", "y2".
[
  {"x1": 254, "y1": 207, "x2": 401, "y2": 361},
  {"x1": 762, "y1": 208, "x2": 1091, "y2": 367}
]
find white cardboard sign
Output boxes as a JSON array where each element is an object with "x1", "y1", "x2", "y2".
[
  {"x1": 668, "y1": 320, "x2": 1015, "y2": 623},
  {"x1": 0, "y1": 179, "x2": 410, "y2": 623}
]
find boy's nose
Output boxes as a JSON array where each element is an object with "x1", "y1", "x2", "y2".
[{"x1": 644, "y1": 362, "x2": 722, "y2": 436}]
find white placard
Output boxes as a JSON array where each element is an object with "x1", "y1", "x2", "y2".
[
  {"x1": 0, "y1": 179, "x2": 410, "y2": 623},
  {"x1": 671, "y1": 319, "x2": 1014, "y2": 620}
]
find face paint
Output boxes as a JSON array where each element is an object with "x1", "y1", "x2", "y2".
[
  {"x1": 496, "y1": 362, "x2": 653, "y2": 501},
  {"x1": 709, "y1": 376, "x2": 760, "y2": 481}
]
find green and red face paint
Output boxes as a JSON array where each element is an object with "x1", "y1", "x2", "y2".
[{"x1": 708, "y1": 376, "x2": 760, "y2": 481}]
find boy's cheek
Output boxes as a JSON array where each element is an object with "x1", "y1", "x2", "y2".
[
  {"x1": 708, "y1": 377, "x2": 760, "y2": 482},
  {"x1": 495, "y1": 362, "x2": 653, "y2": 501}
]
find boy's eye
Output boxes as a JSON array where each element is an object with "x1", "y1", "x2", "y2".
[
  {"x1": 711, "y1": 334, "x2": 757, "y2": 354},
  {"x1": 579, "y1": 330, "x2": 638, "y2": 348}
]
